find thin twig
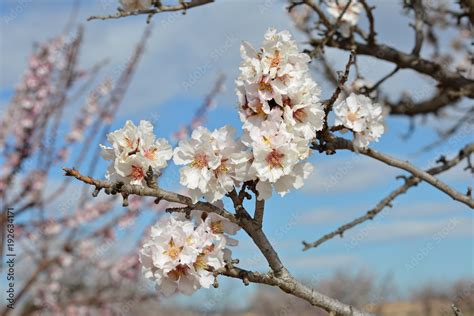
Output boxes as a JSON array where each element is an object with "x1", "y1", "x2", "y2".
[
  {"x1": 63, "y1": 168, "x2": 237, "y2": 223},
  {"x1": 359, "y1": 0, "x2": 376, "y2": 45},
  {"x1": 87, "y1": 0, "x2": 214, "y2": 22},
  {"x1": 410, "y1": 0, "x2": 425, "y2": 56},
  {"x1": 316, "y1": 136, "x2": 474, "y2": 208},
  {"x1": 303, "y1": 142, "x2": 474, "y2": 250}
]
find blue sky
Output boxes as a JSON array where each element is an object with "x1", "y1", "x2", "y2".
[{"x1": 1, "y1": 0, "x2": 473, "y2": 305}]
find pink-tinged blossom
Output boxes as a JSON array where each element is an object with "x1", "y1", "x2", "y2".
[
  {"x1": 236, "y1": 28, "x2": 324, "y2": 139},
  {"x1": 235, "y1": 28, "x2": 322, "y2": 199},
  {"x1": 100, "y1": 120, "x2": 173, "y2": 186},
  {"x1": 173, "y1": 126, "x2": 251, "y2": 203},
  {"x1": 140, "y1": 212, "x2": 238, "y2": 296},
  {"x1": 334, "y1": 93, "x2": 385, "y2": 148}
]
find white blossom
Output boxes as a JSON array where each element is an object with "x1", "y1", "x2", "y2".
[
  {"x1": 282, "y1": 78, "x2": 324, "y2": 140},
  {"x1": 173, "y1": 126, "x2": 251, "y2": 203},
  {"x1": 235, "y1": 28, "x2": 321, "y2": 199},
  {"x1": 235, "y1": 27, "x2": 324, "y2": 136},
  {"x1": 334, "y1": 93, "x2": 370, "y2": 132},
  {"x1": 334, "y1": 93, "x2": 385, "y2": 148},
  {"x1": 193, "y1": 210, "x2": 240, "y2": 247},
  {"x1": 140, "y1": 212, "x2": 238, "y2": 297},
  {"x1": 255, "y1": 161, "x2": 314, "y2": 200},
  {"x1": 353, "y1": 102, "x2": 385, "y2": 148},
  {"x1": 244, "y1": 120, "x2": 300, "y2": 183},
  {"x1": 326, "y1": 0, "x2": 362, "y2": 27},
  {"x1": 100, "y1": 120, "x2": 172, "y2": 186}
]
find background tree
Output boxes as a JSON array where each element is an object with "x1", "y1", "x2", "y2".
[{"x1": 0, "y1": 1, "x2": 472, "y2": 315}]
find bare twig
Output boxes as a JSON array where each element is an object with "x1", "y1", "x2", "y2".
[
  {"x1": 88, "y1": 0, "x2": 214, "y2": 22},
  {"x1": 367, "y1": 66, "x2": 399, "y2": 93},
  {"x1": 309, "y1": 37, "x2": 474, "y2": 91},
  {"x1": 315, "y1": 135, "x2": 474, "y2": 207},
  {"x1": 300, "y1": 0, "x2": 332, "y2": 29},
  {"x1": 359, "y1": 0, "x2": 376, "y2": 45},
  {"x1": 324, "y1": 51, "x2": 355, "y2": 110},
  {"x1": 410, "y1": 0, "x2": 425, "y2": 56},
  {"x1": 303, "y1": 142, "x2": 474, "y2": 250},
  {"x1": 63, "y1": 168, "x2": 237, "y2": 223},
  {"x1": 387, "y1": 89, "x2": 466, "y2": 116}
]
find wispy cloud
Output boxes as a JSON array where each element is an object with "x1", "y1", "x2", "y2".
[
  {"x1": 391, "y1": 201, "x2": 468, "y2": 218},
  {"x1": 303, "y1": 156, "x2": 399, "y2": 195},
  {"x1": 347, "y1": 218, "x2": 473, "y2": 244},
  {"x1": 297, "y1": 207, "x2": 353, "y2": 225},
  {"x1": 0, "y1": 1, "x2": 299, "y2": 115},
  {"x1": 439, "y1": 163, "x2": 473, "y2": 184}
]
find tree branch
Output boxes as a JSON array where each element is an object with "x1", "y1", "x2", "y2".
[
  {"x1": 309, "y1": 37, "x2": 474, "y2": 91},
  {"x1": 410, "y1": 0, "x2": 425, "y2": 56},
  {"x1": 62, "y1": 168, "x2": 237, "y2": 223},
  {"x1": 303, "y1": 142, "x2": 474, "y2": 250},
  {"x1": 387, "y1": 88, "x2": 465, "y2": 116},
  {"x1": 359, "y1": 0, "x2": 376, "y2": 45},
  {"x1": 64, "y1": 170, "x2": 372, "y2": 315},
  {"x1": 88, "y1": 0, "x2": 214, "y2": 22},
  {"x1": 314, "y1": 136, "x2": 474, "y2": 208},
  {"x1": 254, "y1": 199, "x2": 265, "y2": 227},
  {"x1": 227, "y1": 189, "x2": 285, "y2": 275},
  {"x1": 216, "y1": 265, "x2": 372, "y2": 316},
  {"x1": 300, "y1": 0, "x2": 332, "y2": 29}
]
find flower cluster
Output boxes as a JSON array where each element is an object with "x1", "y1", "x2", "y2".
[
  {"x1": 0, "y1": 37, "x2": 62, "y2": 147},
  {"x1": 334, "y1": 93, "x2": 385, "y2": 148},
  {"x1": 119, "y1": 0, "x2": 152, "y2": 12},
  {"x1": 0, "y1": 36, "x2": 66, "y2": 197},
  {"x1": 326, "y1": 0, "x2": 362, "y2": 36},
  {"x1": 100, "y1": 120, "x2": 173, "y2": 186},
  {"x1": 173, "y1": 126, "x2": 251, "y2": 203},
  {"x1": 235, "y1": 28, "x2": 322, "y2": 199},
  {"x1": 140, "y1": 211, "x2": 239, "y2": 296},
  {"x1": 91, "y1": 27, "x2": 387, "y2": 299},
  {"x1": 99, "y1": 29, "x2": 386, "y2": 204}
]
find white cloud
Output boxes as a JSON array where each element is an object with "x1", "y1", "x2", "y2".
[
  {"x1": 288, "y1": 254, "x2": 363, "y2": 269},
  {"x1": 439, "y1": 163, "x2": 473, "y2": 184},
  {"x1": 304, "y1": 155, "x2": 399, "y2": 195},
  {"x1": 389, "y1": 201, "x2": 468, "y2": 218},
  {"x1": 1, "y1": 0, "x2": 442, "y2": 120},
  {"x1": 347, "y1": 218, "x2": 473, "y2": 244},
  {"x1": 297, "y1": 207, "x2": 353, "y2": 225}
]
